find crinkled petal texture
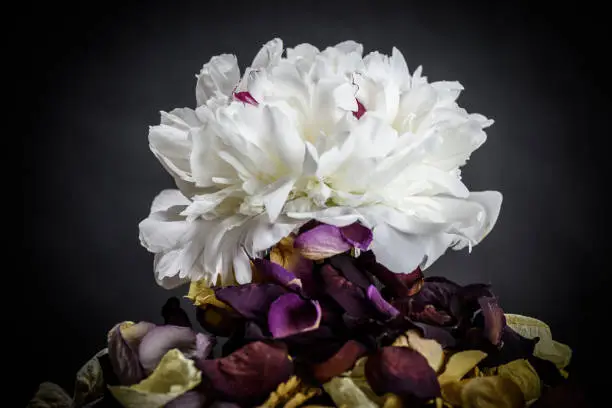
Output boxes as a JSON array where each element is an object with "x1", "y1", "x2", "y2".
[{"x1": 140, "y1": 37, "x2": 501, "y2": 288}]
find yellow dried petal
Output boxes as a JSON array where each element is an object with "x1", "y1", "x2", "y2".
[
  {"x1": 284, "y1": 388, "x2": 321, "y2": 408},
  {"x1": 496, "y1": 359, "x2": 541, "y2": 401},
  {"x1": 270, "y1": 235, "x2": 299, "y2": 269},
  {"x1": 392, "y1": 334, "x2": 409, "y2": 347},
  {"x1": 438, "y1": 350, "x2": 488, "y2": 385},
  {"x1": 406, "y1": 330, "x2": 445, "y2": 373},
  {"x1": 460, "y1": 376, "x2": 524, "y2": 408},
  {"x1": 323, "y1": 377, "x2": 379, "y2": 408},
  {"x1": 186, "y1": 280, "x2": 231, "y2": 309},
  {"x1": 382, "y1": 393, "x2": 403, "y2": 408},
  {"x1": 108, "y1": 349, "x2": 201, "y2": 408},
  {"x1": 260, "y1": 376, "x2": 320, "y2": 408},
  {"x1": 505, "y1": 313, "x2": 572, "y2": 369}
]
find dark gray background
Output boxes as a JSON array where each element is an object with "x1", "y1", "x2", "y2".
[{"x1": 23, "y1": 0, "x2": 608, "y2": 403}]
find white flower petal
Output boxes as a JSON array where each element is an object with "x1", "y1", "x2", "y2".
[
  {"x1": 196, "y1": 54, "x2": 240, "y2": 106},
  {"x1": 371, "y1": 222, "x2": 428, "y2": 273},
  {"x1": 251, "y1": 38, "x2": 284, "y2": 69},
  {"x1": 261, "y1": 176, "x2": 296, "y2": 222}
]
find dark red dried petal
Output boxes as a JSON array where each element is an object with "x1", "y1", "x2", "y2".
[
  {"x1": 233, "y1": 91, "x2": 258, "y2": 105},
  {"x1": 310, "y1": 340, "x2": 368, "y2": 383},
  {"x1": 320, "y1": 264, "x2": 372, "y2": 317},
  {"x1": 329, "y1": 254, "x2": 373, "y2": 289},
  {"x1": 353, "y1": 99, "x2": 366, "y2": 119},
  {"x1": 197, "y1": 341, "x2": 293, "y2": 403},
  {"x1": 365, "y1": 346, "x2": 440, "y2": 400}
]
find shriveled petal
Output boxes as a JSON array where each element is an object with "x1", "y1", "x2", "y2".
[
  {"x1": 458, "y1": 376, "x2": 525, "y2": 408},
  {"x1": 197, "y1": 341, "x2": 293, "y2": 403},
  {"x1": 365, "y1": 346, "x2": 440, "y2": 399},
  {"x1": 320, "y1": 264, "x2": 372, "y2": 318},
  {"x1": 479, "y1": 296, "x2": 506, "y2": 346},
  {"x1": 496, "y1": 359, "x2": 542, "y2": 402},
  {"x1": 405, "y1": 330, "x2": 444, "y2": 372},
  {"x1": 339, "y1": 223, "x2": 373, "y2": 250},
  {"x1": 108, "y1": 321, "x2": 155, "y2": 385},
  {"x1": 294, "y1": 224, "x2": 352, "y2": 260},
  {"x1": 73, "y1": 348, "x2": 107, "y2": 406},
  {"x1": 109, "y1": 349, "x2": 201, "y2": 408},
  {"x1": 366, "y1": 285, "x2": 400, "y2": 319},
  {"x1": 253, "y1": 258, "x2": 302, "y2": 292},
  {"x1": 139, "y1": 325, "x2": 214, "y2": 374},
  {"x1": 215, "y1": 283, "x2": 286, "y2": 323},
  {"x1": 268, "y1": 294, "x2": 322, "y2": 338},
  {"x1": 28, "y1": 382, "x2": 72, "y2": 408},
  {"x1": 328, "y1": 254, "x2": 373, "y2": 289},
  {"x1": 310, "y1": 340, "x2": 368, "y2": 383},
  {"x1": 437, "y1": 350, "x2": 488, "y2": 385},
  {"x1": 505, "y1": 314, "x2": 572, "y2": 369}
]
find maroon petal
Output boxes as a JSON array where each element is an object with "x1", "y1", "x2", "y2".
[
  {"x1": 478, "y1": 296, "x2": 506, "y2": 346},
  {"x1": 310, "y1": 340, "x2": 367, "y2": 383},
  {"x1": 355, "y1": 252, "x2": 410, "y2": 298},
  {"x1": 252, "y1": 258, "x2": 302, "y2": 293},
  {"x1": 215, "y1": 284, "x2": 286, "y2": 322},
  {"x1": 353, "y1": 99, "x2": 366, "y2": 119},
  {"x1": 367, "y1": 285, "x2": 400, "y2": 319},
  {"x1": 165, "y1": 390, "x2": 207, "y2": 408},
  {"x1": 268, "y1": 293, "x2": 322, "y2": 338},
  {"x1": 329, "y1": 254, "x2": 373, "y2": 289},
  {"x1": 233, "y1": 91, "x2": 258, "y2": 105},
  {"x1": 294, "y1": 224, "x2": 351, "y2": 260},
  {"x1": 197, "y1": 341, "x2": 293, "y2": 403},
  {"x1": 413, "y1": 323, "x2": 457, "y2": 349},
  {"x1": 107, "y1": 322, "x2": 154, "y2": 385},
  {"x1": 139, "y1": 325, "x2": 215, "y2": 373},
  {"x1": 283, "y1": 326, "x2": 344, "y2": 363},
  {"x1": 339, "y1": 222, "x2": 373, "y2": 250},
  {"x1": 365, "y1": 346, "x2": 440, "y2": 400},
  {"x1": 411, "y1": 304, "x2": 453, "y2": 326},
  {"x1": 320, "y1": 264, "x2": 372, "y2": 318}
]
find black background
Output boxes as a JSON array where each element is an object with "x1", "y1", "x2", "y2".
[{"x1": 23, "y1": 0, "x2": 609, "y2": 404}]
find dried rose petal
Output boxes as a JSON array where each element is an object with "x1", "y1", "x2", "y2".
[
  {"x1": 339, "y1": 222, "x2": 373, "y2": 250},
  {"x1": 411, "y1": 304, "x2": 453, "y2": 326},
  {"x1": 215, "y1": 283, "x2": 286, "y2": 323},
  {"x1": 479, "y1": 296, "x2": 506, "y2": 346},
  {"x1": 310, "y1": 340, "x2": 368, "y2": 383},
  {"x1": 365, "y1": 346, "x2": 440, "y2": 400},
  {"x1": 294, "y1": 224, "x2": 352, "y2": 260},
  {"x1": 353, "y1": 99, "x2": 366, "y2": 119},
  {"x1": 233, "y1": 91, "x2": 258, "y2": 105},
  {"x1": 366, "y1": 285, "x2": 400, "y2": 320},
  {"x1": 197, "y1": 341, "x2": 293, "y2": 403},
  {"x1": 108, "y1": 322, "x2": 154, "y2": 385},
  {"x1": 329, "y1": 254, "x2": 373, "y2": 289},
  {"x1": 320, "y1": 264, "x2": 372, "y2": 317},
  {"x1": 252, "y1": 258, "x2": 303, "y2": 293},
  {"x1": 268, "y1": 293, "x2": 322, "y2": 338}
]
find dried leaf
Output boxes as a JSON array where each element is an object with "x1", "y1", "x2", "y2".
[
  {"x1": 108, "y1": 349, "x2": 201, "y2": 408},
  {"x1": 437, "y1": 350, "x2": 488, "y2": 385},
  {"x1": 73, "y1": 348, "x2": 107, "y2": 406},
  {"x1": 186, "y1": 280, "x2": 232, "y2": 309},
  {"x1": 323, "y1": 377, "x2": 379, "y2": 408},
  {"x1": 505, "y1": 314, "x2": 572, "y2": 369},
  {"x1": 496, "y1": 359, "x2": 542, "y2": 401}
]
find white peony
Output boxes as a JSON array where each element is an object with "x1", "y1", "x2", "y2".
[{"x1": 139, "y1": 38, "x2": 502, "y2": 289}]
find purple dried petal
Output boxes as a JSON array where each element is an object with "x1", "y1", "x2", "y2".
[
  {"x1": 365, "y1": 346, "x2": 440, "y2": 400},
  {"x1": 107, "y1": 322, "x2": 154, "y2": 385},
  {"x1": 310, "y1": 340, "x2": 367, "y2": 382},
  {"x1": 284, "y1": 326, "x2": 345, "y2": 363},
  {"x1": 367, "y1": 285, "x2": 400, "y2": 319},
  {"x1": 355, "y1": 252, "x2": 410, "y2": 298},
  {"x1": 215, "y1": 284, "x2": 286, "y2": 323},
  {"x1": 197, "y1": 341, "x2": 293, "y2": 403},
  {"x1": 252, "y1": 258, "x2": 302, "y2": 293},
  {"x1": 268, "y1": 293, "x2": 322, "y2": 338},
  {"x1": 339, "y1": 222, "x2": 373, "y2": 250},
  {"x1": 165, "y1": 390, "x2": 207, "y2": 408},
  {"x1": 329, "y1": 254, "x2": 373, "y2": 289},
  {"x1": 320, "y1": 264, "x2": 372, "y2": 317},
  {"x1": 233, "y1": 91, "x2": 258, "y2": 105},
  {"x1": 411, "y1": 278, "x2": 462, "y2": 317},
  {"x1": 478, "y1": 296, "x2": 506, "y2": 346},
  {"x1": 161, "y1": 297, "x2": 192, "y2": 328},
  {"x1": 294, "y1": 224, "x2": 352, "y2": 260},
  {"x1": 138, "y1": 325, "x2": 213, "y2": 374},
  {"x1": 353, "y1": 99, "x2": 366, "y2": 119}
]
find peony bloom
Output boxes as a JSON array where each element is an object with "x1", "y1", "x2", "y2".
[{"x1": 139, "y1": 38, "x2": 502, "y2": 288}]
